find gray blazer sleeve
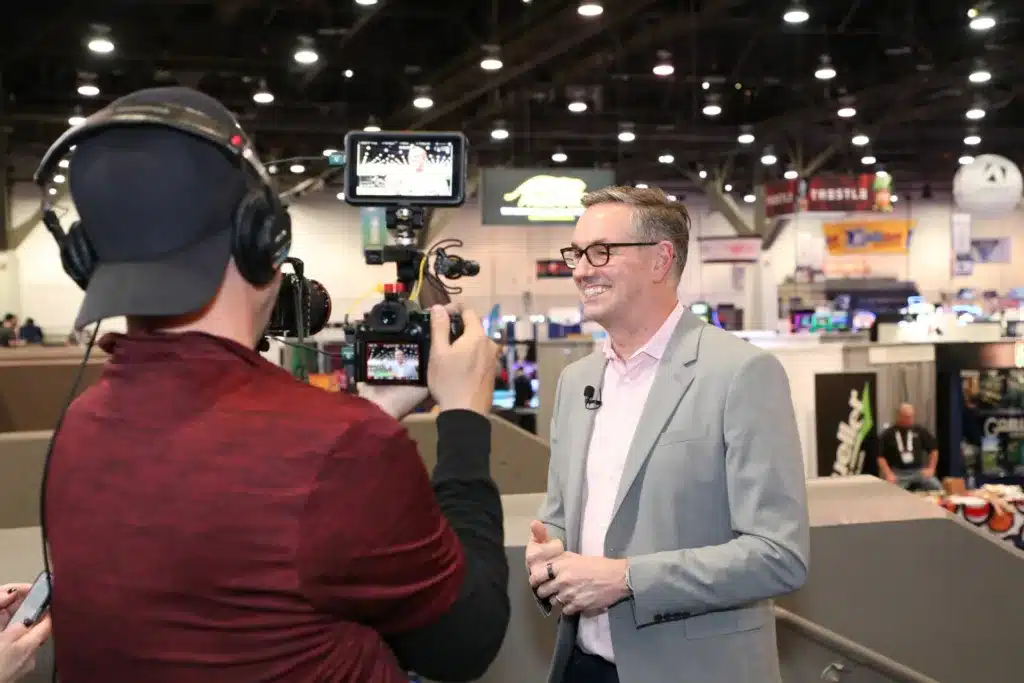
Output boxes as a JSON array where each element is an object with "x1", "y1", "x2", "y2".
[
  {"x1": 536, "y1": 372, "x2": 568, "y2": 547},
  {"x1": 626, "y1": 352, "x2": 810, "y2": 625}
]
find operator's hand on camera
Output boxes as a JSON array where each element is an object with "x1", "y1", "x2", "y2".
[
  {"x1": 428, "y1": 304, "x2": 500, "y2": 416},
  {"x1": 357, "y1": 383, "x2": 430, "y2": 421}
]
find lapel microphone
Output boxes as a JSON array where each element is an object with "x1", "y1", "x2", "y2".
[{"x1": 583, "y1": 385, "x2": 602, "y2": 410}]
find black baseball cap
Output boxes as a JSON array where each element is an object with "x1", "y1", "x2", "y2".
[{"x1": 67, "y1": 87, "x2": 253, "y2": 330}]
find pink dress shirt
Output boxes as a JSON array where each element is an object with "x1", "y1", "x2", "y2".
[{"x1": 577, "y1": 303, "x2": 685, "y2": 662}]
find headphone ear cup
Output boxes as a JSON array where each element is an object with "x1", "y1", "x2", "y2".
[
  {"x1": 233, "y1": 190, "x2": 279, "y2": 286},
  {"x1": 61, "y1": 222, "x2": 96, "y2": 291}
]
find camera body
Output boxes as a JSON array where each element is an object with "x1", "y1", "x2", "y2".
[{"x1": 347, "y1": 288, "x2": 464, "y2": 386}]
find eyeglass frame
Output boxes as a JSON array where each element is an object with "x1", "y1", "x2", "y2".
[{"x1": 559, "y1": 241, "x2": 659, "y2": 269}]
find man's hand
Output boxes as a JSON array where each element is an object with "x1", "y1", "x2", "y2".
[
  {"x1": 525, "y1": 520, "x2": 564, "y2": 580},
  {"x1": 0, "y1": 584, "x2": 51, "y2": 683},
  {"x1": 885, "y1": 472, "x2": 898, "y2": 484},
  {"x1": 357, "y1": 383, "x2": 430, "y2": 420},
  {"x1": 534, "y1": 553, "x2": 629, "y2": 616},
  {"x1": 920, "y1": 467, "x2": 936, "y2": 479}
]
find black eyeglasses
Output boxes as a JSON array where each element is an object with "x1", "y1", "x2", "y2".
[{"x1": 559, "y1": 242, "x2": 657, "y2": 269}]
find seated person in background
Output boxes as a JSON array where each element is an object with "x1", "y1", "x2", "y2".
[
  {"x1": 0, "y1": 315, "x2": 19, "y2": 348},
  {"x1": 877, "y1": 403, "x2": 943, "y2": 492},
  {"x1": 17, "y1": 318, "x2": 43, "y2": 345},
  {"x1": 512, "y1": 367, "x2": 534, "y2": 408}
]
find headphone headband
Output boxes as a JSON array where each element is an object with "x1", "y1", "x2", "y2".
[{"x1": 33, "y1": 101, "x2": 275, "y2": 194}]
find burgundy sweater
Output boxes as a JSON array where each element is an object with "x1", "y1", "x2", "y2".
[{"x1": 45, "y1": 332, "x2": 507, "y2": 682}]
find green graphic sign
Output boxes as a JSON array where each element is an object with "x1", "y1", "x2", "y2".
[{"x1": 360, "y1": 207, "x2": 388, "y2": 250}]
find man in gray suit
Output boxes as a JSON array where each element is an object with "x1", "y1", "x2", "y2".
[{"x1": 527, "y1": 186, "x2": 809, "y2": 683}]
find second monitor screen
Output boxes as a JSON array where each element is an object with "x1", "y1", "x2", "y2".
[{"x1": 366, "y1": 342, "x2": 421, "y2": 382}]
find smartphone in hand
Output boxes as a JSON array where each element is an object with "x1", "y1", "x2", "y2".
[{"x1": 4, "y1": 571, "x2": 51, "y2": 630}]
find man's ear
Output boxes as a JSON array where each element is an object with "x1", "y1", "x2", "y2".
[{"x1": 653, "y1": 241, "x2": 675, "y2": 283}]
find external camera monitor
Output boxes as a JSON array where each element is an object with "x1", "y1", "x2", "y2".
[
  {"x1": 343, "y1": 131, "x2": 467, "y2": 207},
  {"x1": 364, "y1": 341, "x2": 422, "y2": 384}
]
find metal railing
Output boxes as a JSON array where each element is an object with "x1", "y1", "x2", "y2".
[{"x1": 774, "y1": 606, "x2": 941, "y2": 683}]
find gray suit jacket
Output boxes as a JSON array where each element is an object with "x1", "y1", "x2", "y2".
[{"x1": 537, "y1": 311, "x2": 810, "y2": 683}]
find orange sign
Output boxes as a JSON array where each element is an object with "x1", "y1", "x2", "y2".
[{"x1": 822, "y1": 219, "x2": 914, "y2": 255}]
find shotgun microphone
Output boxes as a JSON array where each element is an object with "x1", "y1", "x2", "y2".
[{"x1": 583, "y1": 385, "x2": 602, "y2": 410}]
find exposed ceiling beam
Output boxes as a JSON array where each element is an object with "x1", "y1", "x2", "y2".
[
  {"x1": 461, "y1": 0, "x2": 749, "y2": 129},
  {"x1": 388, "y1": 0, "x2": 666, "y2": 130}
]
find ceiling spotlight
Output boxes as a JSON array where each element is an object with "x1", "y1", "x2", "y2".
[
  {"x1": 480, "y1": 45, "x2": 503, "y2": 71},
  {"x1": 760, "y1": 149, "x2": 777, "y2": 165},
  {"x1": 635, "y1": 183, "x2": 649, "y2": 189},
  {"x1": 53, "y1": 174, "x2": 66, "y2": 184},
  {"x1": 77, "y1": 83, "x2": 99, "y2": 97},
  {"x1": 87, "y1": 37, "x2": 114, "y2": 54},
  {"x1": 851, "y1": 133, "x2": 870, "y2": 146},
  {"x1": 68, "y1": 115, "x2": 86, "y2": 127},
  {"x1": 344, "y1": 69, "x2": 354, "y2": 79},
  {"x1": 551, "y1": 150, "x2": 568, "y2": 163},
  {"x1": 969, "y1": 14, "x2": 996, "y2": 31},
  {"x1": 322, "y1": 148, "x2": 338, "y2": 157},
  {"x1": 737, "y1": 126, "x2": 755, "y2": 145},
  {"x1": 490, "y1": 121, "x2": 510, "y2": 140},
  {"x1": 861, "y1": 155, "x2": 876, "y2": 165},
  {"x1": 891, "y1": 195, "x2": 899, "y2": 203},
  {"x1": 667, "y1": 194, "x2": 677, "y2": 201},
  {"x1": 653, "y1": 50, "x2": 674, "y2": 77},
  {"x1": 698, "y1": 170, "x2": 708, "y2": 179},
  {"x1": 355, "y1": 0, "x2": 379, "y2": 5},
  {"x1": 837, "y1": 106, "x2": 856, "y2": 118},
  {"x1": 966, "y1": 106, "x2": 986, "y2": 120},
  {"x1": 290, "y1": 164, "x2": 305, "y2": 174},
  {"x1": 364, "y1": 117, "x2": 381, "y2": 132},
  {"x1": 412, "y1": 86, "x2": 434, "y2": 109},
  {"x1": 969, "y1": 68, "x2": 991, "y2": 84},
  {"x1": 743, "y1": 194, "x2": 756, "y2": 204},
  {"x1": 568, "y1": 100, "x2": 588, "y2": 113},
  {"x1": 959, "y1": 155, "x2": 975, "y2": 165},
  {"x1": 724, "y1": 183, "x2": 733, "y2": 192},
  {"x1": 336, "y1": 192, "x2": 346, "y2": 201},
  {"x1": 253, "y1": 81, "x2": 274, "y2": 104},
  {"x1": 267, "y1": 165, "x2": 278, "y2": 174},
  {"x1": 58, "y1": 159, "x2": 70, "y2": 169},
  {"x1": 658, "y1": 153, "x2": 675, "y2": 164},
  {"x1": 783, "y1": 3, "x2": 809, "y2": 24},
  {"x1": 618, "y1": 129, "x2": 636, "y2": 142},
  {"x1": 577, "y1": 2, "x2": 603, "y2": 17},
  {"x1": 293, "y1": 46, "x2": 319, "y2": 65},
  {"x1": 784, "y1": 169, "x2": 799, "y2": 180},
  {"x1": 47, "y1": 187, "x2": 58, "y2": 196},
  {"x1": 814, "y1": 55, "x2": 837, "y2": 80},
  {"x1": 702, "y1": 94, "x2": 722, "y2": 117},
  {"x1": 876, "y1": 169, "x2": 889, "y2": 178},
  {"x1": 964, "y1": 134, "x2": 981, "y2": 146}
]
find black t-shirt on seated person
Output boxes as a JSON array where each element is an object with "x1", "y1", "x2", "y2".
[{"x1": 879, "y1": 425, "x2": 936, "y2": 472}]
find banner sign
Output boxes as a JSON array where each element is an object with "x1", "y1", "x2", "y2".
[
  {"x1": 822, "y1": 219, "x2": 914, "y2": 255},
  {"x1": 970, "y1": 237, "x2": 1012, "y2": 264},
  {"x1": 764, "y1": 173, "x2": 894, "y2": 218},
  {"x1": 698, "y1": 236, "x2": 761, "y2": 263},
  {"x1": 950, "y1": 212, "x2": 974, "y2": 276},
  {"x1": 814, "y1": 372, "x2": 878, "y2": 477},
  {"x1": 481, "y1": 168, "x2": 615, "y2": 226},
  {"x1": 536, "y1": 259, "x2": 573, "y2": 278},
  {"x1": 360, "y1": 206, "x2": 388, "y2": 250}
]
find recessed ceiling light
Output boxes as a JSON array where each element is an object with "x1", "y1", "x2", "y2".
[
  {"x1": 567, "y1": 100, "x2": 588, "y2": 113},
  {"x1": 364, "y1": 124, "x2": 381, "y2": 132},
  {"x1": 969, "y1": 69, "x2": 991, "y2": 84},
  {"x1": 480, "y1": 57, "x2": 503, "y2": 71},
  {"x1": 87, "y1": 38, "x2": 114, "y2": 54},
  {"x1": 77, "y1": 84, "x2": 100, "y2": 97},
  {"x1": 724, "y1": 183, "x2": 733, "y2": 192},
  {"x1": 783, "y1": 8, "x2": 809, "y2": 24},
  {"x1": 861, "y1": 155, "x2": 876, "y2": 165},
  {"x1": 52, "y1": 174, "x2": 66, "y2": 184},
  {"x1": 343, "y1": 69, "x2": 354, "y2": 78},
  {"x1": 551, "y1": 151, "x2": 568, "y2": 163},
  {"x1": 253, "y1": 90, "x2": 274, "y2": 104},
  {"x1": 577, "y1": 2, "x2": 603, "y2": 17},
  {"x1": 964, "y1": 134, "x2": 981, "y2": 145},
  {"x1": 413, "y1": 95, "x2": 434, "y2": 109},
  {"x1": 837, "y1": 106, "x2": 856, "y2": 118},
  {"x1": 760, "y1": 152, "x2": 777, "y2": 165},
  {"x1": 491, "y1": 127, "x2": 510, "y2": 140},
  {"x1": 966, "y1": 107, "x2": 985, "y2": 120},
  {"x1": 68, "y1": 115, "x2": 86, "y2": 127},
  {"x1": 743, "y1": 194, "x2": 756, "y2": 203},
  {"x1": 294, "y1": 48, "x2": 318, "y2": 65},
  {"x1": 702, "y1": 103, "x2": 722, "y2": 117},
  {"x1": 658, "y1": 153, "x2": 674, "y2": 164},
  {"x1": 959, "y1": 155, "x2": 975, "y2": 165},
  {"x1": 653, "y1": 63, "x2": 674, "y2": 77},
  {"x1": 58, "y1": 159, "x2": 70, "y2": 169},
  {"x1": 290, "y1": 164, "x2": 305, "y2": 174},
  {"x1": 784, "y1": 170, "x2": 799, "y2": 180},
  {"x1": 737, "y1": 132, "x2": 755, "y2": 144},
  {"x1": 322, "y1": 148, "x2": 338, "y2": 157},
  {"x1": 851, "y1": 134, "x2": 870, "y2": 146},
  {"x1": 635, "y1": 183, "x2": 649, "y2": 189},
  {"x1": 969, "y1": 15, "x2": 996, "y2": 31},
  {"x1": 618, "y1": 130, "x2": 636, "y2": 142}
]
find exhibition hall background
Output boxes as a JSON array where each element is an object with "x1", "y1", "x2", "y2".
[{"x1": 3, "y1": 181, "x2": 1024, "y2": 333}]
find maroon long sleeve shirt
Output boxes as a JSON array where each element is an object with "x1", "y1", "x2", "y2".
[{"x1": 44, "y1": 332, "x2": 503, "y2": 682}]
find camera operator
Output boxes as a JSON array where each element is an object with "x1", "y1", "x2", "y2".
[{"x1": 41, "y1": 87, "x2": 508, "y2": 682}]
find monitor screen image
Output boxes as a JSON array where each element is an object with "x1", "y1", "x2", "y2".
[
  {"x1": 366, "y1": 343, "x2": 421, "y2": 381},
  {"x1": 354, "y1": 139, "x2": 455, "y2": 199}
]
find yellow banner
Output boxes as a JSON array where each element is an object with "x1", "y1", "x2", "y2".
[{"x1": 822, "y1": 219, "x2": 914, "y2": 255}]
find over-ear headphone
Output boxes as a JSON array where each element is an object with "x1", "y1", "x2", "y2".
[{"x1": 32, "y1": 100, "x2": 292, "y2": 289}]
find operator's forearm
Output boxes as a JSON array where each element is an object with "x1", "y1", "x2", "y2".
[
  {"x1": 626, "y1": 532, "x2": 808, "y2": 624},
  {"x1": 927, "y1": 450, "x2": 939, "y2": 472}
]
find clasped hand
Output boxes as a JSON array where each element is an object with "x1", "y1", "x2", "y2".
[
  {"x1": 0, "y1": 583, "x2": 51, "y2": 683},
  {"x1": 525, "y1": 521, "x2": 629, "y2": 616}
]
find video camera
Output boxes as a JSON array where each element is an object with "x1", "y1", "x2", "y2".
[{"x1": 341, "y1": 130, "x2": 478, "y2": 386}]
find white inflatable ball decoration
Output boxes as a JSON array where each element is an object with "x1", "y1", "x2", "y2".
[{"x1": 953, "y1": 154, "x2": 1023, "y2": 218}]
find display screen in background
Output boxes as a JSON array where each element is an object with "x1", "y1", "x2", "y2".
[
  {"x1": 354, "y1": 139, "x2": 455, "y2": 199},
  {"x1": 366, "y1": 342, "x2": 421, "y2": 381}
]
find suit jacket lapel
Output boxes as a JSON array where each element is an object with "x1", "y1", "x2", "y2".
[
  {"x1": 565, "y1": 352, "x2": 607, "y2": 552},
  {"x1": 610, "y1": 312, "x2": 703, "y2": 523}
]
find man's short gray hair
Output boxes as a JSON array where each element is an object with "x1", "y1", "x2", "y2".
[{"x1": 581, "y1": 185, "x2": 691, "y2": 278}]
